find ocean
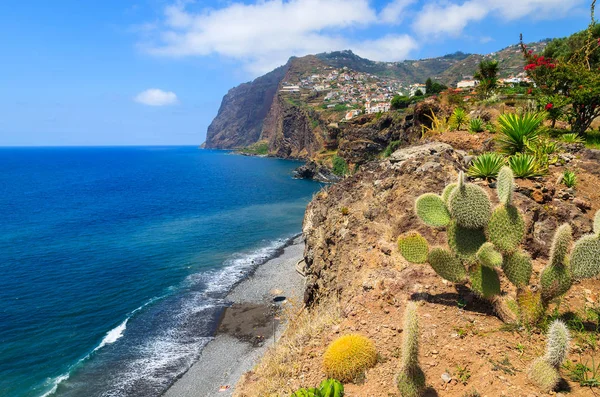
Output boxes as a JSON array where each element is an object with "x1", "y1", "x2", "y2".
[{"x1": 0, "y1": 147, "x2": 322, "y2": 397}]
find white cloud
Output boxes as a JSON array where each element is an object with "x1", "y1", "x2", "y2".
[
  {"x1": 379, "y1": 0, "x2": 416, "y2": 24},
  {"x1": 351, "y1": 35, "x2": 418, "y2": 62},
  {"x1": 134, "y1": 89, "x2": 178, "y2": 106}
]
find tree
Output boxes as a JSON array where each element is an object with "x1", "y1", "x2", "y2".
[
  {"x1": 425, "y1": 78, "x2": 434, "y2": 94},
  {"x1": 521, "y1": 1, "x2": 600, "y2": 134},
  {"x1": 391, "y1": 95, "x2": 411, "y2": 110},
  {"x1": 474, "y1": 60, "x2": 499, "y2": 99},
  {"x1": 414, "y1": 89, "x2": 424, "y2": 97},
  {"x1": 426, "y1": 77, "x2": 448, "y2": 95}
]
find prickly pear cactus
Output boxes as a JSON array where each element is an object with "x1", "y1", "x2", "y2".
[
  {"x1": 447, "y1": 221, "x2": 487, "y2": 261},
  {"x1": 527, "y1": 320, "x2": 570, "y2": 393},
  {"x1": 427, "y1": 248, "x2": 467, "y2": 283},
  {"x1": 398, "y1": 232, "x2": 429, "y2": 264},
  {"x1": 447, "y1": 172, "x2": 492, "y2": 229},
  {"x1": 570, "y1": 233, "x2": 600, "y2": 280},
  {"x1": 501, "y1": 250, "x2": 532, "y2": 288},
  {"x1": 396, "y1": 302, "x2": 425, "y2": 397},
  {"x1": 488, "y1": 204, "x2": 525, "y2": 253},
  {"x1": 476, "y1": 242, "x2": 503, "y2": 268},
  {"x1": 415, "y1": 193, "x2": 450, "y2": 227},
  {"x1": 469, "y1": 264, "x2": 501, "y2": 298}
]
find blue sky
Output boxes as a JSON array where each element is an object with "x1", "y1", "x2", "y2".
[{"x1": 0, "y1": 0, "x2": 593, "y2": 146}]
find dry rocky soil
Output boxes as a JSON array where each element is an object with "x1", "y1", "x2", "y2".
[{"x1": 236, "y1": 134, "x2": 600, "y2": 397}]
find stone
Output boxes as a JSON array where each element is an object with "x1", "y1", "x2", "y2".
[
  {"x1": 441, "y1": 372, "x2": 452, "y2": 383},
  {"x1": 574, "y1": 198, "x2": 592, "y2": 211},
  {"x1": 389, "y1": 142, "x2": 454, "y2": 163}
]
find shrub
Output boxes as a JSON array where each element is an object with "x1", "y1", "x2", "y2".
[
  {"x1": 421, "y1": 111, "x2": 450, "y2": 136},
  {"x1": 561, "y1": 133, "x2": 585, "y2": 144},
  {"x1": 449, "y1": 108, "x2": 470, "y2": 131},
  {"x1": 508, "y1": 153, "x2": 542, "y2": 178},
  {"x1": 561, "y1": 170, "x2": 577, "y2": 188},
  {"x1": 468, "y1": 152, "x2": 505, "y2": 179},
  {"x1": 391, "y1": 95, "x2": 411, "y2": 110},
  {"x1": 383, "y1": 140, "x2": 402, "y2": 158},
  {"x1": 497, "y1": 112, "x2": 545, "y2": 154},
  {"x1": 332, "y1": 155, "x2": 348, "y2": 176},
  {"x1": 469, "y1": 118, "x2": 485, "y2": 133},
  {"x1": 322, "y1": 334, "x2": 377, "y2": 382}
]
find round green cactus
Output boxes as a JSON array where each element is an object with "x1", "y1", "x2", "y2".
[
  {"x1": 427, "y1": 248, "x2": 467, "y2": 283},
  {"x1": 540, "y1": 263, "x2": 572, "y2": 302},
  {"x1": 415, "y1": 193, "x2": 451, "y2": 227},
  {"x1": 501, "y1": 250, "x2": 532, "y2": 288},
  {"x1": 470, "y1": 264, "x2": 501, "y2": 298},
  {"x1": 549, "y1": 224, "x2": 572, "y2": 268},
  {"x1": 447, "y1": 221, "x2": 487, "y2": 261},
  {"x1": 570, "y1": 233, "x2": 600, "y2": 280},
  {"x1": 476, "y1": 242, "x2": 503, "y2": 268},
  {"x1": 447, "y1": 178, "x2": 492, "y2": 229},
  {"x1": 488, "y1": 204, "x2": 525, "y2": 253},
  {"x1": 527, "y1": 358, "x2": 559, "y2": 393},
  {"x1": 496, "y1": 166, "x2": 515, "y2": 205},
  {"x1": 441, "y1": 183, "x2": 457, "y2": 204},
  {"x1": 545, "y1": 320, "x2": 570, "y2": 369},
  {"x1": 398, "y1": 231, "x2": 429, "y2": 264}
]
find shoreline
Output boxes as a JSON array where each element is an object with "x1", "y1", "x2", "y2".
[{"x1": 163, "y1": 235, "x2": 306, "y2": 397}]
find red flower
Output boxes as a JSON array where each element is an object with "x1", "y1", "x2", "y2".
[
  {"x1": 527, "y1": 88, "x2": 533, "y2": 95},
  {"x1": 545, "y1": 103, "x2": 554, "y2": 110}
]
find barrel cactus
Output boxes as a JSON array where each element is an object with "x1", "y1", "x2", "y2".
[
  {"x1": 322, "y1": 334, "x2": 377, "y2": 383},
  {"x1": 397, "y1": 302, "x2": 425, "y2": 397}
]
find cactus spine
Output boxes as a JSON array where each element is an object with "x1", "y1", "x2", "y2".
[
  {"x1": 528, "y1": 320, "x2": 570, "y2": 392},
  {"x1": 322, "y1": 334, "x2": 377, "y2": 383},
  {"x1": 397, "y1": 302, "x2": 425, "y2": 397},
  {"x1": 570, "y1": 232, "x2": 600, "y2": 280},
  {"x1": 496, "y1": 167, "x2": 514, "y2": 205},
  {"x1": 415, "y1": 193, "x2": 451, "y2": 227},
  {"x1": 427, "y1": 248, "x2": 467, "y2": 283},
  {"x1": 448, "y1": 172, "x2": 492, "y2": 229},
  {"x1": 398, "y1": 231, "x2": 429, "y2": 264},
  {"x1": 541, "y1": 225, "x2": 573, "y2": 303}
]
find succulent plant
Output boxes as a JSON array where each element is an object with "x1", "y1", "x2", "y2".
[
  {"x1": 488, "y1": 204, "x2": 525, "y2": 253},
  {"x1": 527, "y1": 320, "x2": 570, "y2": 393},
  {"x1": 398, "y1": 232, "x2": 429, "y2": 264},
  {"x1": 397, "y1": 302, "x2": 425, "y2": 397},
  {"x1": 469, "y1": 264, "x2": 501, "y2": 298},
  {"x1": 476, "y1": 242, "x2": 503, "y2": 268},
  {"x1": 496, "y1": 167, "x2": 514, "y2": 205},
  {"x1": 322, "y1": 334, "x2": 377, "y2": 383},
  {"x1": 447, "y1": 172, "x2": 492, "y2": 229},
  {"x1": 441, "y1": 183, "x2": 457, "y2": 204},
  {"x1": 595, "y1": 210, "x2": 600, "y2": 236},
  {"x1": 516, "y1": 288, "x2": 544, "y2": 326},
  {"x1": 548, "y1": 224, "x2": 572, "y2": 268},
  {"x1": 527, "y1": 358, "x2": 560, "y2": 393},
  {"x1": 570, "y1": 233, "x2": 600, "y2": 280},
  {"x1": 447, "y1": 221, "x2": 487, "y2": 261},
  {"x1": 427, "y1": 248, "x2": 467, "y2": 283},
  {"x1": 541, "y1": 225, "x2": 575, "y2": 302},
  {"x1": 291, "y1": 387, "x2": 321, "y2": 397},
  {"x1": 501, "y1": 250, "x2": 532, "y2": 288},
  {"x1": 319, "y1": 379, "x2": 344, "y2": 397},
  {"x1": 415, "y1": 193, "x2": 451, "y2": 227}
]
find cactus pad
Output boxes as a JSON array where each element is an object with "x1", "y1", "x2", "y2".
[
  {"x1": 447, "y1": 221, "x2": 487, "y2": 261},
  {"x1": 501, "y1": 250, "x2": 532, "y2": 288},
  {"x1": 570, "y1": 234, "x2": 600, "y2": 280},
  {"x1": 476, "y1": 242, "x2": 503, "y2": 268},
  {"x1": 540, "y1": 263, "x2": 572, "y2": 302},
  {"x1": 398, "y1": 231, "x2": 429, "y2": 264},
  {"x1": 428, "y1": 248, "x2": 467, "y2": 283},
  {"x1": 441, "y1": 183, "x2": 457, "y2": 204},
  {"x1": 448, "y1": 181, "x2": 492, "y2": 229},
  {"x1": 470, "y1": 264, "x2": 501, "y2": 298},
  {"x1": 488, "y1": 204, "x2": 525, "y2": 253},
  {"x1": 323, "y1": 334, "x2": 377, "y2": 383},
  {"x1": 517, "y1": 288, "x2": 544, "y2": 326},
  {"x1": 549, "y1": 224, "x2": 572, "y2": 268},
  {"x1": 527, "y1": 358, "x2": 559, "y2": 393},
  {"x1": 496, "y1": 166, "x2": 515, "y2": 205},
  {"x1": 545, "y1": 320, "x2": 570, "y2": 369},
  {"x1": 415, "y1": 193, "x2": 451, "y2": 227}
]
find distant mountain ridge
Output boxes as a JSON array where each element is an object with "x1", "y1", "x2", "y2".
[{"x1": 203, "y1": 40, "x2": 548, "y2": 155}]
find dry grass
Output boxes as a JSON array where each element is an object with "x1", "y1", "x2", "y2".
[{"x1": 234, "y1": 298, "x2": 342, "y2": 397}]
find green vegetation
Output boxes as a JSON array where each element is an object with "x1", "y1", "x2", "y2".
[
  {"x1": 469, "y1": 118, "x2": 484, "y2": 133},
  {"x1": 474, "y1": 60, "x2": 499, "y2": 99},
  {"x1": 290, "y1": 379, "x2": 344, "y2": 397},
  {"x1": 397, "y1": 232, "x2": 429, "y2": 264},
  {"x1": 332, "y1": 155, "x2": 349, "y2": 176},
  {"x1": 527, "y1": 320, "x2": 570, "y2": 392},
  {"x1": 396, "y1": 302, "x2": 425, "y2": 397},
  {"x1": 496, "y1": 112, "x2": 545, "y2": 154},
  {"x1": 382, "y1": 140, "x2": 402, "y2": 157},
  {"x1": 561, "y1": 133, "x2": 585, "y2": 144},
  {"x1": 239, "y1": 141, "x2": 270, "y2": 155},
  {"x1": 391, "y1": 95, "x2": 411, "y2": 110},
  {"x1": 508, "y1": 153, "x2": 542, "y2": 178},
  {"x1": 468, "y1": 152, "x2": 505, "y2": 179},
  {"x1": 561, "y1": 170, "x2": 577, "y2": 188},
  {"x1": 449, "y1": 108, "x2": 469, "y2": 130},
  {"x1": 425, "y1": 77, "x2": 447, "y2": 95}
]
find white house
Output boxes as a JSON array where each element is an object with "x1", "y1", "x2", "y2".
[
  {"x1": 456, "y1": 80, "x2": 479, "y2": 89},
  {"x1": 409, "y1": 84, "x2": 426, "y2": 97},
  {"x1": 365, "y1": 101, "x2": 391, "y2": 114},
  {"x1": 280, "y1": 85, "x2": 300, "y2": 93},
  {"x1": 344, "y1": 109, "x2": 361, "y2": 120}
]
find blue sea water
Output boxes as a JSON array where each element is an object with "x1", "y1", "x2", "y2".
[{"x1": 0, "y1": 147, "x2": 322, "y2": 397}]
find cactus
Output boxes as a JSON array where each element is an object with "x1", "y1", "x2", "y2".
[
  {"x1": 516, "y1": 288, "x2": 544, "y2": 326},
  {"x1": 527, "y1": 358, "x2": 560, "y2": 393},
  {"x1": 549, "y1": 224, "x2": 572, "y2": 268},
  {"x1": 415, "y1": 193, "x2": 451, "y2": 227},
  {"x1": 540, "y1": 263, "x2": 572, "y2": 303},
  {"x1": 447, "y1": 221, "x2": 487, "y2": 261},
  {"x1": 476, "y1": 242, "x2": 503, "y2": 268},
  {"x1": 594, "y1": 210, "x2": 600, "y2": 236},
  {"x1": 441, "y1": 183, "x2": 457, "y2": 204},
  {"x1": 487, "y1": 204, "x2": 525, "y2": 253},
  {"x1": 398, "y1": 232, "x2": 429, "y2": 264},
  {"x1": 470, "y1": 264, "x2": 501, "y2": 298},
  {"x1": 319, "y1": 379, "x2": 344, "y2": 397},
  {"x1": 447, "y1": 172, "x2": 492, "y2": 229},
  {"x1": 427, "y1": 248, "x2": 467, "y2": 283},
  {"x1": 545, "y1": 320, "x2": 570, "y2": 369},
  {"x1": 322, "y1": 334, "x2": 377, "y2": 383},
  {"x1": 501, "y1": 250, "x2": 532, "y2": 288},
  {"x1": 397, "y1": 302, "x2": 425, "y2": 397},
  {"x1": 496, "y1": 166, "x2": 514, "y2": 205},
  {"x1": 291, "y1": 388, "x2": 321, "y2": 397},
  {"x1": 527, "y1": 320, "x2": 570, "y2": 392},
  {"x1": 570, "y1": 233, "x2": 600, "y2": 280}
]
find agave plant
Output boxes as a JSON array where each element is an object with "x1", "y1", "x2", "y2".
[
  {"x1": 561, "y1": 170, "x2": 577, "y2": 188},
  {"x1": 561, "y1": 133, "x2": 585, "y2": 144},
  {"x1": 469, "y1": 118, "x2": 485, "y2": 133},
  {"x1": 508, "y1": 153, "x2": 543, "y2": 178},
  {"x1": 497, "y1": 112, "x2": 546, "y2": 154},
  {"x1": 449, "y1": 108, "x2": 470, "y2": 131},
  {"x1": 468, "y1": 152, "x2": 505, "y2": 179}
]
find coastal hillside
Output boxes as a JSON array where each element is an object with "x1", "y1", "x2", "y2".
[{"x1": 203, "y1": 41, "x2": 547, "y2": 156}]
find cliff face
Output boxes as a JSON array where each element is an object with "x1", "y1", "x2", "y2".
[{"x1": 204, "y1": 64, "x2": 288, "y2": 149}]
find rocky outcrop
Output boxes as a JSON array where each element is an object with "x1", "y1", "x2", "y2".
[
  {"x1": 293, "y1": 161, "x2": 341, "y2": 183},
  {"x1": 302, "y1": 142, "x2": 596, "y2": 305}
]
